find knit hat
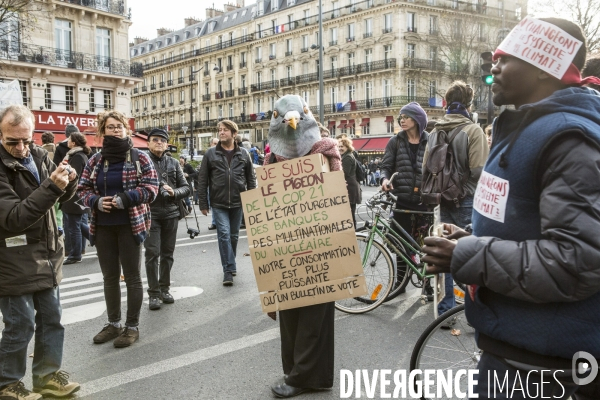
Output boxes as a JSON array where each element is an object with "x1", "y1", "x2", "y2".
[
  {"x1": 65, "y1": 124, "x2": 79, "y2": 138},
  {"x1": 399, "y1": 102, "x2": 428, "y2": 134},
  {"x1": 147, "y1": 128, "x2": 169, "y2": 141}
]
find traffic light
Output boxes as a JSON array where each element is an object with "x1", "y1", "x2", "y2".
[{"x1": 480, "y1": 51, "x2": 493, "y2": 85}]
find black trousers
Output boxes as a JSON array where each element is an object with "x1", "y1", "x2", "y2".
[
  {"x1": 144, "y1": 217, "x2": 178, "y2": 297},
  {"x1": 95, "y1": 224, "x2": 143, "y2": 327},
  {"x1": 279, "y1": 302, "x2": 335, "y2": 389}
]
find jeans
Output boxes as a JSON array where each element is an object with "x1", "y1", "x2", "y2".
[
  {"x1": 64, "y1": 213, "x2": 90, "y2": 261},
  {"x1": 144, "y1": 217, "x2": 178, "y2": 297},
  {"x1": 474, "y1": 352, "x2": 581, "y2": 399},
  {"x1": 212, "y1": 207, "x2": 243, "y2": 273},
  {"x1": 438, "y1": 196, "x2": 474, "y2": 316},
  {"x1": 0, "y1": 287, "x2": 63, "y2": 388},
  {"x1": 95, "y1": 225, "x2": 143, "y2": 327}
]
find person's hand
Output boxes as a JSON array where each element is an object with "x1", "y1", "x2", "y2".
[
  {"x1": 201, "y1": 209, "x2": 208, "y2": 216},
  {"x1": 422, "y1": 236, "x2": 457, "y2": 274},
  {"x1": 381, "y1": 178, "x2": 391, "y2": 192},
  {"x1": 49, "y1": 165, "x2": 70, "y2": 190},
  {"x1": 442, "y1": 223, "x2": 471, "y2": 240},
  {"x1": 162, "y1": 184, "x2": 174, "y2": 196},
  {"x1": 97, "y1": 196, "x2": 113, "y2": 213},
  {"x1": 184, "y1": 173, "x2": 189, "y2": 178}
]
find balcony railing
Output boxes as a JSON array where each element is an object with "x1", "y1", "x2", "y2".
[
  {"x1": 167, "y1": 80, "x2": 173, "y2": 86},
  {"x1": 285, "y1": 51, "x2": 293, "y2": 57},
  {"x1": 227, "y1": 65, "x2": 233, "y2": 71},
  {"x1": 363, "y1": 32, "x2": 373, "y2": 39},
  {"x1": 346, "y1": 37, "x2": 355, "y2": 42},
  {"x1": 255, "y1": 58, "x2": 262, "y2": 63},
  {"x1": 251, "y1": 80, "x2": 279, "y2": 92},
  {"x1": 179, "y1": 100, "x2": 185, "y2": 105},
  {"x1": 407, "y1": 27, "x2": 418, "y2": 33},
  {"x1": 225, "y1": 89, "x2": 234, "y2": 98},
  {"x1": 203, "y1": 70, "x2": 210, "y2": 76},
  {"x1": 382, "y1": 27, "x2": 393, "y2": 34},
  {"x1": 202, "y1": 94, "x2": 211, "y2": 101},
  {"x1": 161, "y1": 103, "x2": 165, "y2": 108},
  {"x1": 403, "y1": 58, "x2": 446, "y2": 72},
  {"x1": 159, "y1": 82, "x2": 165, "y2": 88},
  {"x1": 133, "y1": 87, "x2": 138, "y2": 94},
  {"x1": 329, "y1": 40, "x2": 338, "y2": 46},
  {"x1": 215, "y1": 91, "x2": 224, "y2": 99},
  {"x1": 6, "y1": 43, "x2": 144, "y2": 77},
  {"x1": 178, "y1": 77, "x2": 184, "y2": 84},
  {"x1": 141, "y1": 86, "x2": 147, "y2": 92},
  {"x1": 45, "y1": 99, "x2": 77, "y2": 112},
  {"x1": 308, "y1": 95, "x2": 431, "y2": 115},
  {"x1": 280, "y1": 77, "x2": 295, "y2": 87},
  {"x1": 59, "y1": 0, "x2": 128, "y2": 18},
  {"x1": 300, "y1": 47, "x2": 309, "y2": 53},
  {"x1": 238, "y1": 87, "x2": 248, "y2": 95},
  {"x1": 240, "y1": 61, "x2": 247, "y2": 68},
  {"x1": 169, "y1": 102, "x2": 174, "y2": 106},
  {"x1": 269, "y1": 55, "x2": 276, "y2": 60},
  {"x1": 150, "y1": 83, "x2": 156, "y2": 90}
]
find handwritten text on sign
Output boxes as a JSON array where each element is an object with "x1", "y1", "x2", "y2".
[
  {"x1": 473, "y1": 171, "x2": 509, "y2": 223},
  {"x1": 241, "y1": 155, "x2": 366, "y2": 312},
  {"x1": 497, "y1": 17, "x2": 582, "y2": 80}
]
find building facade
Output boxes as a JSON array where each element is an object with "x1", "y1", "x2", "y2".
[
  {"x1": 130, "y1": 0, "x2": 524, "y2": 155},
  {"x1": 0, "y1": 0, "x2": 142, "y2": 137}
]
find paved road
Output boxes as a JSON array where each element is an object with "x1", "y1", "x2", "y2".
[{"x1": 11, "y1": 185, "x2": 442, "y2": 399}]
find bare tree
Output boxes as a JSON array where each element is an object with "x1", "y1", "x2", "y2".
[
  {"x1": 532, "y1": 0, "x2": 600, "y2": 53},
  {"x1": 0, "y1": 1, "x2": 41, "y2": 63}
]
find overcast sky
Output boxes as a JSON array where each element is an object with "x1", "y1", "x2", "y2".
[{"x1": 128, "y1": 0, "x2": 234, "y2": 40}]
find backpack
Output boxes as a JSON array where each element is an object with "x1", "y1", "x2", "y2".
[
  {"x1": 354, "y1": 158, "x2": 365, "y2": 181},
  {"x1": 421, "y1": 124, "x2": 469, "y2": 208},
  {"x1": 249, "y1": 148, "x2": 260, "y2": 165}
]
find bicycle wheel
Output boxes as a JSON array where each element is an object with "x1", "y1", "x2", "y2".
[
  {"x1": 409, "y1": 305, "x2": 480, "y2": 400},
  {"x1": 334, "y1": 235, "x2": 394, "y2": 314},
  {"x1": 383, "y1": 234, "x2": 413, "y2": 302}
]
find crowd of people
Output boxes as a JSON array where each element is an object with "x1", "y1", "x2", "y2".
[{"x1": 1, "y1": 16, "x2": 600, "y2": 400}]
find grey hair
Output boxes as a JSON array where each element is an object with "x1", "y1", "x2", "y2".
[{"x1": 0, "y1": 105, "x2": 35, "y2": 131}]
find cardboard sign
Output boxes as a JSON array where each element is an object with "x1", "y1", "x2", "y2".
[
  {"x1": 497, "y1": 17, "x2": 582, "y2": 80},
  {"x1": 242, "y1": 155, "x2": 367, "y2": 312},
  {"x1": 473, "y1": 170, "x2": 509, "y2": 223}
]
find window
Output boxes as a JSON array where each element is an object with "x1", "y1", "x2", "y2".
[
  {"x1": 0, "y1": 13, "x2": 20, "y2": 55},
  {"x1": 348, "y1": 84, "x2": 355, "y2": 101},
  {"x1": 302, "y1": 35, "x2": 308, "y2": 50},
  {"x1": 205, "y1": 107, "x2": 210, "y2": 121},
  {"x1": 383, "y1": 79, "x2": 392, "y2": 99},
  {"x1": 228, "y1": 78, "x2": 233, "y2": 91},
  {"x1": 384, "y1": 45, "x2": 392, "y2": 61},
  {"x1": 330, "y1": 87, "x2": 337, "y2": 107},
  {"x1": 430, "y1": 46, "x2": 438, "y2": 61},
  {"x1": 218, "y1": 105, "x2": 223, "y2": 119},
  {"x1": 55, "y1": 19, "x2": 72, "y2": 64},
  {"x1": 384, "y1": 14, "x2": 392, "y2": 31},
  {"x1": 498, "y1": 0, "x2": 504, "y2": 16},
  {"x1": 407, "y1": 78, "x2": 416, "y2": 99},
  {"x1": 347, "y1": 23, "x2": 355, "y2": 41},
  {"x1": 429, "y1": 16, "x2": 438, "y2": 34},
  {"x1": 386, "y1": 118, "x2": 394, "y2": 134},
  {"x1": 229, "y1": 103, "x2": 234, "y2": 118},
  {"x1": 407, "y1": 13, "x2": 416, "y2": 32},
  {"x1": 302, "y1": 62, "x2": 308, "y2": 74},
  {"x1": 256, "y1": 71, "x2": 262, "y2": 85},
  {"x1": 286, "y1": 65, "x2": 293, "y2": 79},
  {"x1": 241, "y1": 52, "x2": 247, "y2": 64},
  {"x1": 287, "y1": 0, "x2": 296, "y2": 5},
  {"x1": 180, "y1": 90, "x2": 185, "y2": 103},
  {"x1": 304, "y1": 9, "x2": 310, "y2": 19},
  {"x1": 270, "y1": 69, "x2": 276, "y2": 82},
  {"x1": 256, "y1": 47, "x2": 262, "y2": 61},
  {"x1": 332, "y1": 1, "x2": 340, "y2": 17},
  {"x1": 365, "y1": 48, "x2": 373, "y2": 64},
  {"x1": 270, "y1": 43, "x2": 276, "y2": 57},
  {"x1": 362, "y1": 121, "x2": 370, "y2": 135},
  {"x1": 257, "y1": 98, "x2": 262, "y2": 113},
  {"x1": 364, "y1": 19, "x2": 372, "y2": 36},
  {"x1": 365, "y1": 81, "x2": 372, "y2": 100},
  {"x1": 19, "y1": 81, "x2": 28, "y2": 106},
  {"x1": 429, "y1": 80, "x2": 437, "y2": 98},
  {"x1": 330, "y1": 28, "x2": 337, "y2": 45},
  {"x1": 96, "y1": 28, "x2": 111, "y2": 72},
  {"x1": 272, "y1": 0, "x2": 278, "y2": 11},
  {"x1": 257, "y1": 1, "x2": 264, "y2": 16},
  {"x1": 205, "y1": 83, "x2": 210, "y2": 95},
  {"x1": 407, "y1": 43, "x2": 415, "y2": 59},
  {"x1": 302, "y1": 91, "x2": 308, "y2": 103},
  {"x1": 330, "y1": 56, "x2": 337, "y2": 70},
  {"x1": 348, "y1": 52, "x2": 355, "y2": 67},
  {"x1": 270, "y1": 96, "x2": 275, "y2": 110},
  {"x1": 286, "y1": 39, "x2": 292, "y2": 54},
  {"x1": 169, "y1": 93, "x2": 174, "y2": 104},
  {"x1": 45, "y1": 84, "x2": 75, "y2": 111},
  {"x1": 241, "y1": 75, "x2": 246, "y2": 88},
  {"x1": 90, "y1": 88, "x2": 111, "y2": 112}
]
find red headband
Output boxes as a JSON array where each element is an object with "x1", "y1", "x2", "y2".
[{"x1": 493, "y1": 49, "x2": 600, "y2": 87}]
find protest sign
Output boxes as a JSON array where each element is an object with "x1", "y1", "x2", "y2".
[
  {"x1": 242, "y1": 154, "x2": 367, "y2": 312},
  {"x1": 497, "y1": 17, "x2": 583, "y2": 80},
  {"x1": 473, "y1": 170, "x2": 509, "y2": 223}
]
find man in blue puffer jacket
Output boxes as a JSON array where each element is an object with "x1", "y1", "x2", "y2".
[{"x1": 422, "y1": 17, "x2": 600, "y2": 399}]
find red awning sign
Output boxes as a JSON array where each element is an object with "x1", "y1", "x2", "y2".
[
  {"x1": 327, "y1": 120, "x2": 336, "y2": 127},
  {"x1": 32, "y1": 110, "x2": 135, "y2": 133},
  {"x1": 351, "y1": 138, "x2": 369, "y2": 150},
  {"x1": 359, "y1": 118, "x2": 370, "y2": 127},
  {"x1": 338, "y1": 120, "x2": 347, "y2": 129},
  {"x1": 384, "y1": 116, "x2": 394, "y2": 123},
  {"x1": 348, "y1": 119, "x2": 355, "y2": 127},
  {"x1": 361, "y1": 137, "x2": 390, "y2": 151}
]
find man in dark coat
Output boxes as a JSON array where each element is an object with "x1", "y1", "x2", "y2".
[
  {"x1": 0, "y1": 105, "x2": 80, "y2": 399},
  {"x1": 145, "y1": 129, "x2": 190, "y2": 310}
]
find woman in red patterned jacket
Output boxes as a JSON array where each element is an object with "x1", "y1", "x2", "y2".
[{"x1": 77, "y1": 110, "x2": 158, "y2": 348}]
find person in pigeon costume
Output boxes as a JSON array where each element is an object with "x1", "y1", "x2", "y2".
[{"x1": 265, "y1": 95, "x2": 340, "y2": 398}]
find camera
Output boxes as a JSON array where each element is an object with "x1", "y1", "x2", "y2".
[
  {"x1": 64, "y1": 165, "x2": 73, "y2": 175},
  {"x1": 159, "y1": 180, "x2": 170, "y2": 198},
  {"x1": 187, "y1": 228, "x2": 200, "y2": 239}
]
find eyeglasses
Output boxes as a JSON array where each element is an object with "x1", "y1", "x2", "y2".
[
  {"x1": 3, "y1": 138, "x2": 33, "y2": 147},
  {"x1": 106, "y1": 125, "x2": 125, "y2": 131},
  {"x1": 151, "y1": 137, "x2": 167, "y2": 143},
  {"x1": 399, "y1": 115, "x2": 412, "y2": 121}
]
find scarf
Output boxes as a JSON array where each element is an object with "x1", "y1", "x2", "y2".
[
  {"x1": 101, "y1": 136, "x2": 133, "y2": 163},
  {"x1": 264, "y1": 137, "x2": 342, "y2": 171},
  {"x1": 19, "y1": 154, "x2": 40, "y2": 184},
  {"x1": 63, "y1": 146, "x2": 83, "y2": 162},
  {"x1": 446, "y1": 102, "x2": 471, "y2": 119}
]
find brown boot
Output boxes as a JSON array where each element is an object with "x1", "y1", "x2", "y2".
[
  {"x1": 93, "y1": 324, "x2": 123, "y2": 344},
  {"x1": 113, "y1": 327, "x2": 139, "y2": 348}
]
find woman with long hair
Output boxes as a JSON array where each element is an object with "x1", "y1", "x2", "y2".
[
  {"x1": 62, "y1": 132, "x2": 92, "y2": 264},
  {"x1": 77, "y1": 110, "x2": 158, "y2": 348},
  {"x1": 337, "y1": 136, "x2": 362, "y2": 228}
]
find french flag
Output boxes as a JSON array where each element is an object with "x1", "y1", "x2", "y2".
[{"x1": 275, "y1": 24, "x2": 285, "y2": 34}]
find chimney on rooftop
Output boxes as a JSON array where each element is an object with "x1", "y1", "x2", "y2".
[
  {"x1": 224, "y1": 3, "x2": 238, "y2": 12},
  {"x1": 206, "y1": 7, "x2": 224, "y2": 19},
  {"x1": 133, "y1": 37, "x2": 148, "y2": 45},
  {"x1": 236, "y1": 0, "x2": 245, "y2": 7},
  {"x1": 184, "y1": 17, "x2": 202, "y2": 27},
  {"x1": 157, "y1": 27, "x2": 173, "y2": 37}
]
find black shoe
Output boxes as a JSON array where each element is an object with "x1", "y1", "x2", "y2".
[
  {"x1": 232, "y1": 271, "x2": 237, "y2": 277},
  {"x1": 208, "y1": 224, "x2": 217, "y2": 230},
  {"x1": 63, "y1": 258, "x2": 82, "y2": 265},
  {"x1": 160, "y1": 291, "x2": 174, "y2": 304},
  {"x1": 223, "y1": 272, "x2": 233, "y2": 286},
  {"x1": 440, "y1": 316, "x2": 458, "y2": 330},
  {"x1": 271, "y1": 383, "x2": 311, "y2": 398},
  {"x1": 149, "y1": 297, "x2": 161, "y2": 310}
]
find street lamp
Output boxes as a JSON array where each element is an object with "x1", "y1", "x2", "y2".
[
  {"x1": 182, "y1": 125, "x2": 188, "y2": 155},
  {"x1": 188, "y1": 66, "x2": 205, "y2": 159},
  {"x1": 317, "y1": 0, "x2": 324, "y2": 123}
]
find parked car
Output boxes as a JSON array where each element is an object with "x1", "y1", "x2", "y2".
[{"x1": 179, "y1": 149, "x2": 203, "y2": 162}]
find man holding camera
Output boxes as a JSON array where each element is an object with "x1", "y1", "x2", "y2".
[{"x1": 144, "y1": 129, "x2": 190, "y2": 310}]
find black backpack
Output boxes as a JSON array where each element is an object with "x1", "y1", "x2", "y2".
[
  {"x1": 421, "y1": 124, "x2": 469, "y2": 208},
  {"x1": 354, "y1": 158, "x2": 365, "y2": 181}
]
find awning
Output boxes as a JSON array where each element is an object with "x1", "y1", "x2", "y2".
[
  {"x1": 360, "y1": 137, "x2": 390, "y2": 151},
  {"x1": 347, "y1": 119, "x2": 355, "y2": 127},
  {"x1": 351, "y1": 138, "x2": 369, "y2": 151},
  {"x1": 359, "y1": 118, "x2": 370, "y2": 127},
  {"x1": 327, "y1": 120, "x2": 336, "y2": 127},
  {"x1": 384, "y1": 116, "x2": 394, "y2": 123},
  {"x1": 338, "y1": 120, "x2": 347, "y2": 129}
]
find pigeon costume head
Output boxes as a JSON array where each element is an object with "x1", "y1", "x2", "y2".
[{"x1": 268, "y1": 95, "x2": 321, "y2": 159}]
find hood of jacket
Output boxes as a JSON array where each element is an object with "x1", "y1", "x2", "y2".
[{"x1": 433, "y1": 114, "x2": 474, "y2": 131}]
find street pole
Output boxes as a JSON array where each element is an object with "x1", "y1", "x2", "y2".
[
  {"x1": 318, "y1": 0, "x2": 324, "y2": 124},
  {"x1": 189, "y1": 66, "x2": 204, "y2": 159},
  {"x1": 487, "y1": 84, "x2": 493, "y2": 126}
]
